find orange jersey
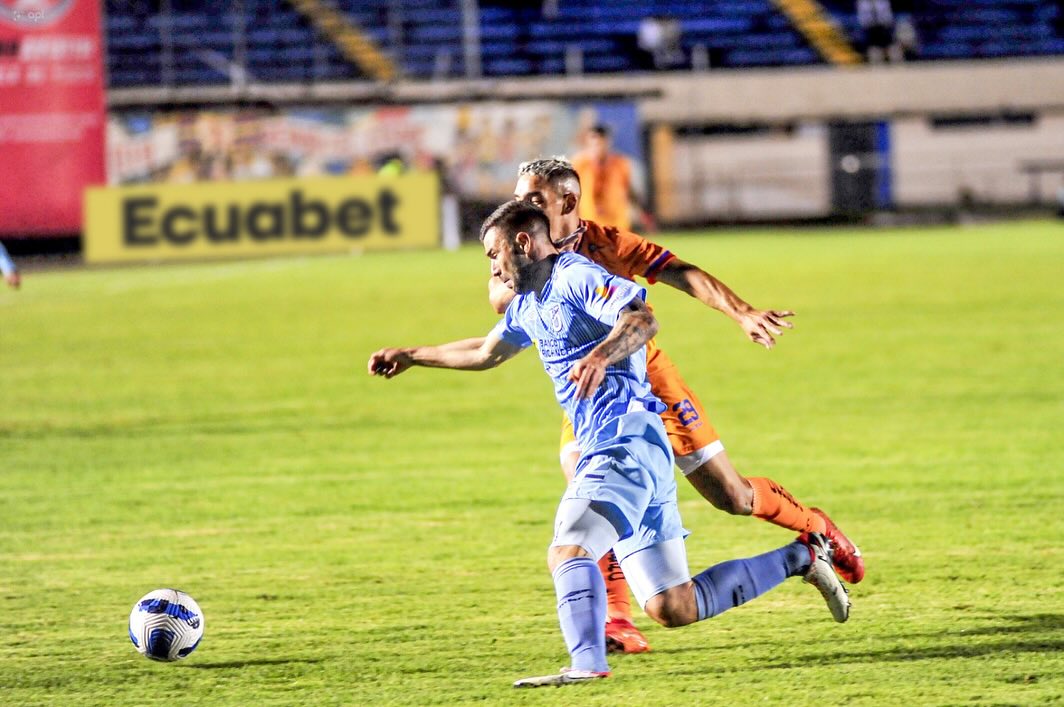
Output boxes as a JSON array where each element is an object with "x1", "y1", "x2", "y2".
[
  {"x1": 570, "y1": 152, "x2": 633, "y2": 231},
  {"x1": 570, "y1": 219, "x2": 675, "y2": 285}
]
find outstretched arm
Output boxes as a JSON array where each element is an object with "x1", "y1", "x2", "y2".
[
  {"x1": 653, "y1": 257, "x2": 794, "y2": 349},
  {"x1": 368, "y1": 331, "x2": 520, "y2": 379},
  {"x1": 569, "y1": 298, "x2": 659, "y2": 398}
]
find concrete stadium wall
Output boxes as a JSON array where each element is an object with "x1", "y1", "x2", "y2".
[
  {"x1": 658, "y1": 127, "x2": 831, "y2": 222},
  {"x1": 655, "y1": 112, "x2": 1064, "y2": 221},
  {"x1": 110, "y1": 58, "x2": 1064, "y2": 122},
  {"x1": 892, "y1": 114, "x2": 1064, "y2": 207},
  {"x1": 638, "y1": 58, "x2": 1064, "y2": 123},
  {"x1": 636, "y1": 60, "x2": 1064, "y2": 219}
]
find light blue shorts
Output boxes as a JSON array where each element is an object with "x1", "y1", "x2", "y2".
[{"x1": 560, "y1": 411, "x2": 688, "y2": 563}]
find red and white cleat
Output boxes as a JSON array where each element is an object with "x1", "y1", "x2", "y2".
[
  {"x1": 809, "y1": 508, "x2": 864, "y2": 584},
  {"x1": 605, "y1": 617, "x2": 651, "y2": 654}
]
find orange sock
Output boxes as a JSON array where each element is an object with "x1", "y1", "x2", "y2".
[
  {"x1": 598, "y1": 550, "x2": 632, "y2": 620},
  {"x1": 748, "y1": 477, "x2": 827, "y2": 535}
]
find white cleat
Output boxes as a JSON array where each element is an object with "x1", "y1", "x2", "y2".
[
  {"x1": 803, "y1": 532, "x2": 852, "y2": 623},
  {"x1": 513, "y1": 669, "x2": 610, "y2": 688}
]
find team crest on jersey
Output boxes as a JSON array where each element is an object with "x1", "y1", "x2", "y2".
[
  {"x1": 0, "y1": 0, "x2": 74, "y2": 27},
  {"x1": 594, "y1": 284, "x2": 616, "y2": 301},
  {"x1": 547, "y1": 304, "x2": 564, "y2": 333}
]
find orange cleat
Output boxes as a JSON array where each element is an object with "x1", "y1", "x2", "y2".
[
  {"x1": 605, "y1": 617, "x2": 651, "y2": 654},
  {"x1": 808, "y1": 508, "x2": 864, "y2": 584}
]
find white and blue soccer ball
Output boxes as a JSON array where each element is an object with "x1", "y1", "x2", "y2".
[{"x1": 128, "y1": 589, "x2": 204, "y2": 662}]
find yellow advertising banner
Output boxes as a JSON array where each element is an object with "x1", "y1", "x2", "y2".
[{"x1": 84, "y1": 172, "x2": 440, "y2": 264}]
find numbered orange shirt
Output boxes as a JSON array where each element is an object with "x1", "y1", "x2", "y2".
[{"x1": 571, "y1": 152, "x2": 633, "y2": 231}]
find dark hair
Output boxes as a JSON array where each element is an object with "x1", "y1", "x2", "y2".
[
  {"x1": 479, "y1": 200, "x2": 551, "y2": 243},
  {"x1": 590, "y1": 124, "x2": 611, "y2": 138},
  {"x1": 517, "y1": 157, "x2": 581, "y2": 193}
]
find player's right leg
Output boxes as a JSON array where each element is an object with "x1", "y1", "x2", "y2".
[
  {"x1": 513, "y1": 498, "x2": 623, "y2": 688},
  {"x1": 560, "y1": 415, "x2": 649, "y2": 653},
  {"x1": 516, "y1": 423, "x2": 664, "y2": 689}
]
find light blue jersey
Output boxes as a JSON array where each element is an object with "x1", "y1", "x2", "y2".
[
  {"x1": 491, "y1": 252, "x2": 685, "y2": 561},
  {"x1": 490, "y1": 252, "x2": 666, "y2": 455},
  {"x1": 0, "y1": 241, "x2": 15, "y2": 277}
]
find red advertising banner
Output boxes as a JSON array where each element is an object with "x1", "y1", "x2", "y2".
[{"x1": 0, "y1": 0, "x2": 105, "y2": 236}]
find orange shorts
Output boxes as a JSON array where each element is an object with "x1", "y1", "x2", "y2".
[{"x1": 560, "y1": 338, "x2": 721, "y2": 468}]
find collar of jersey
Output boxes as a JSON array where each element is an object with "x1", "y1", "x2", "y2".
[{"x1": 553, "y1": 221, "x2": 586, "y2": 254}]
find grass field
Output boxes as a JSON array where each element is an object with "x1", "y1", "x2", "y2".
[{"x1": 1, "y1": 221, "x2": 1062, "y2": 706}]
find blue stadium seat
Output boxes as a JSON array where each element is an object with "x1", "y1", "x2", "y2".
[
  {"x1": 103, "y1": 0, "x2": 1064, "y2": 88},
  {"x1": 483, "y1": 57, "x2": 534, "y2": 76}
]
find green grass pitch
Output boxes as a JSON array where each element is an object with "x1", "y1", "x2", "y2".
[{"x1": 1, "y1": 221, "x2": 1062, "y2": 705}]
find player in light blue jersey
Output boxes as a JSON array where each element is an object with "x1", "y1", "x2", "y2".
[
  {"x1": 0, "y1": 240, "x2": 20, "y2": 289},
  {"x1": 492, "y1": 246, "x2": 664, "y2": 457},
  {"x1": 368, "y1": 201, "x2": 850, "y2": 688}
]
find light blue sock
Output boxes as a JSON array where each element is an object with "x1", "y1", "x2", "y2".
[
  {"x1": 692, "y1": 541, "x2": 811, "y2": 621},
  {"x1": 553, "y1": 556, "x2": 609, "y2": 673}
]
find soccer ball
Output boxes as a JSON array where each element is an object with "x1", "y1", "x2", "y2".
[{"x1": 128, "y1": 589, "x2": 204, "y2": 662}]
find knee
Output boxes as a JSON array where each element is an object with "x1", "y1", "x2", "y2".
[
  {"x1": 642, "y1": 587, "x2": 696, "y2": 628},
  {"x1": 645, "y1": 605, "x2": 687, "y2": 629},
  {"x1": 547, "y1": 544, "x2": 590, "y2": 573},
  {"x1": 643, "y1": 600, "x2": 690, "y2": 629}
]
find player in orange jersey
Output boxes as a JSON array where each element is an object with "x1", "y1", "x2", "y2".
[
  {"x1": 488, "y1": 158, "x2": 864, "y2": 653},
  {"x1": 570, "y1": 124, "x2": 653, "y2": 233}
]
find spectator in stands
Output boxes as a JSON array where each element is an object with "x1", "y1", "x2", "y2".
[
  {"x1": 894, "y1": 15, "x2": 919, "y2": 61},
  {"x1": 857, "y1": 0, "x2": 898, "y2": 64},
  {"x1": 570, "y1": 124, "x2": 654, "y2": 233},
  {"x1": 0, "y1": 240, "x2": 20, "y2": 290},
  {"x1": 166, "y1": 152, "x2": 201, "y2": 184},
  {"x1": 270, "y1": 154, "x2": 295, "y2": 178},
  {"x1": 637, "y1": 16, "x2": 685, "y2": 70},
  {"x1": 375, "y1": 151, "x2": 407, "y2": 177},
  {"x1": 348, "y1": 157, "x2": 375, "y2": 176}
]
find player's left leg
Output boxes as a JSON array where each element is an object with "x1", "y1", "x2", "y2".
[
  {"x1": 621, "y1": 533, "x2": 850, "y2": 629},
  {"x1": 648, "y1": 346, "x2": 864, "y2": 583},
  {"x1": 681, "y1": 451, "x2": 864, "y2": 584}
]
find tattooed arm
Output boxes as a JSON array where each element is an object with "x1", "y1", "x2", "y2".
[{"x1": 569, "y1": 298, "x2": 659, "y2": 398}]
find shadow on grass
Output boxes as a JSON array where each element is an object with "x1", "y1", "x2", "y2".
[
  {"x1": 761, "y1": 638, "x2": 1064, "y2": 670},
  {"x1": 186, "y1": 657, "x2": 325, "y2": 670},
  {"x1": 652, "y1": 613, "x2": 1064, "y2": 666},
  {"x1": 994, "y1": 613, "x2": 1064, "y2": 631}
]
